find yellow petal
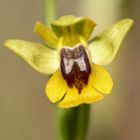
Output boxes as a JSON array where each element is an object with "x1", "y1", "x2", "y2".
[
  {"x1": 91, "y1": 64, "x2": 113, "y2": 94},
  {"x1": 81, "y1": 84, "x2": 104, "y2": 104},
  {"x1": 82, "y1": 18, "x2": 96, "y2": 41},
  {"x1": 34, "y1": 22, "x2": 58, "y2": 49},
  {"x1": 59, "y1": 87, "x2": 81, "y2": 108},
  {"x1": 45, "y1": 69, "x2": 68, "y2": 103}
]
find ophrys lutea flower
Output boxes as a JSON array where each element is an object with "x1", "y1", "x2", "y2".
[{"x1": 4, "y1": 15, "x2": 133, "y2": 108}]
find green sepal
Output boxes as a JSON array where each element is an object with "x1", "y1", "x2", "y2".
[
  {"x1": 88, "y1": 18, "x2": 134, "y2": 65},
  {"x1": 4, "y1": 39, "x2": 59, "y2": 75},
  {"x1": 34, "y1": 22, "x2": 58, "y2": 49},
  {"x1": 51, "y1": 15, "x2": 96, "y2": 46}
]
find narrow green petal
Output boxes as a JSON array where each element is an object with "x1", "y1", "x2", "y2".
[
  {"x1": 34, "y1": 22, "x2": 58, "y2": 49},
  {"x1": 88, "y1": 18, "x2": 134, "y2": 65},
  {"x1": 4, "y1": 39, "x2": 59, "y2": 75},
  {"x1": 81, "y1": 18, "x2": 96, "y2": 41}
]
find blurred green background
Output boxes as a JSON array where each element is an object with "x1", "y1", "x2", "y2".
[{"x1": 0, "y1": 0, "x2": 139, "y2": 140}]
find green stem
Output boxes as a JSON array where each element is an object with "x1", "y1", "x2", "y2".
[
  {"x1": 44, "y1": 1, "x2": 90, "y2": 140},
  {"x1": 75, "y1": 105, "x2": 90, "y2": 140},
  {"x1": 54, "y1": 104, "x2": 90, "y2": 140},
  {"x1": 44, "y1": 0, "x2": 56, "y2": 26}
]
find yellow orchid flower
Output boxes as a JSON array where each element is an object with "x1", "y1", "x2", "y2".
[{"x1": 4, "y1": 15, "x2": 133, "y2": 108}]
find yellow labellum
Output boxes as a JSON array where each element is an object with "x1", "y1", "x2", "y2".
[
  {"x1": 45, "y1": 64, "x2": 113, "y2": 108},
  {"x1": 91, "y1": 64, "x2": 113, "y2": 94},
  {"x1": 45, "y1": 69, "x2": 68, "y2": 103}
]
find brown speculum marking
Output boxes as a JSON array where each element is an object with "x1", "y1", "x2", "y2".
[{"x1": 60, "y1": 45, "x2": 91, "y2": 93}]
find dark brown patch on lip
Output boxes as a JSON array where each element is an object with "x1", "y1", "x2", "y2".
[{"x1": 60, "y1": 45, "x2": 91, "y2": 93}]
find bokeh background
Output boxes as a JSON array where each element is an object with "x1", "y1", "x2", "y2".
[{"x1": 0, "y1": 0, "x2": 139, "y2": 140}]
